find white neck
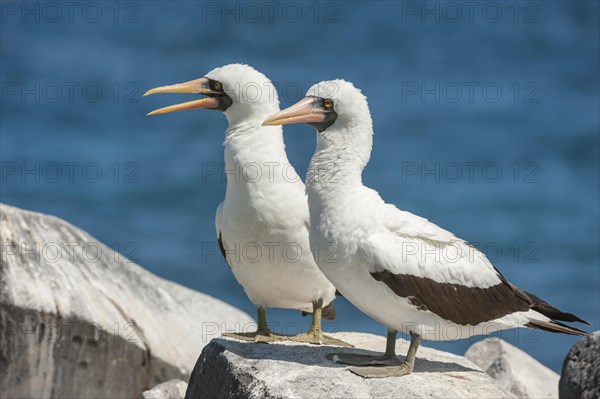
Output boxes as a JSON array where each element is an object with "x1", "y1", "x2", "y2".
[
  {"x1": 222, "y1": 115, "x2": 299, "y2": 197},
  {"x1": 306, "y1": 121, "x2": 374, "y2": 213},
  {"x1": 224, "y1": 102, "x2": 279, "y2": 131},
  {"x1": 224, "y1": 119, "x2": 287, "y2": 159},
  {"x1": 222, "y1": 100, "x2": 285, "y2": 151}
]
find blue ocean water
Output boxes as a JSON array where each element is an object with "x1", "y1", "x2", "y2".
[{"x1": 1, "y1": 1, "x2": 598, "y2": 373}]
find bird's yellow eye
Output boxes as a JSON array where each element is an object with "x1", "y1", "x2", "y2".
[
  {"x1": 214, "y1": 81, "x2": 222, "y2": 90},
  {"x1": 323, "y1": 99, "x2": 334, "y2": 109}
]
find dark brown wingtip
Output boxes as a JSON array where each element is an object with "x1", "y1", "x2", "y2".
[
  {"x1": 217, "y1": 233, "x2": 226, "y2": 260},
  {"x1": 217, "y1": 232, "x2": 231, "y2": 270}
]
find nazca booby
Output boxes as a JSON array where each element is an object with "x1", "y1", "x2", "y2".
[
  {"x1": 263, "y1": 79, "x2": 590, "y2": 377},
  {"x1": 144, "y1": 65, "x2": 350, "y2": 346}
]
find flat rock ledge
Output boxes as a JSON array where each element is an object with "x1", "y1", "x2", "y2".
[
  {"x1": 465, "y1": 339, "x2": 559, "y2": 398},
  {"x1": 0, "y1": 203, "x2": 254, "y2": 398},
  {"x1": 185, "y1": 332, "x2": 515, "y2": 399}
]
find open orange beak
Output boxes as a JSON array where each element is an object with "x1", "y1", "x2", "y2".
[{"x1": 144, "y1": 77, "x2": 225, "y2": 116}]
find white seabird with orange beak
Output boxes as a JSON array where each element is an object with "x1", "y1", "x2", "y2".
[
  {"x1": 145, "y1": 65, "x2": 350, "y2": 347},
  {"x1": 263, "y1": 79, "x2": 589, "y2": 377}
]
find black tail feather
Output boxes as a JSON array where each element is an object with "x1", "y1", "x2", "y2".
[
  {"x1": 525, "y1": 291, "x2": 591, "y2": 325},
  {"x1": 526, "y1": 319, "x2": 590, "y2": 336},
  {"x1": 498, "y1": 267, "x2": 590, "y2": 327}
]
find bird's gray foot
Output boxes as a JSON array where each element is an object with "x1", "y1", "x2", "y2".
[
  {"x1": 349, "y1": 361, "x2": 413, "y2": 378},
  {"x1": 326, "y1": 352, "x2": 401, "y2": 366},
  {"x1": 329, "y1": 329, "x2": 421, "y2": 378},
  {"x1": 222, "y1": 306, "x2": 285, "y2": 343},
  {"x1": 327, "y1": 328, "x2": 400, "y2": 365},
  {"x1": 291, "y1": 330, "x2": 353, "y2": 347},
  {"x1": 222, "y1": 329, "x2": 286, "y2": 343},
  {"x1": 291, "y1": 299, "x2": 353, "y2": 347}
]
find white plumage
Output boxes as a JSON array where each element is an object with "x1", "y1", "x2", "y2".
[
  {"x1": 306, "y1": 80, "x2": 586, "y2": 336},
  {"x1": 209, "y1": 65, "x2": 341, "y2": 339},
  {"x1": 209, "y1": 66, "x2": 335, "y2": 314},
  {"x1": 263, "y1": 79, "x2": 588, "y2": 377},
  {"x1": 146, "y1": 65, "x2": 348, "y2": 345}
]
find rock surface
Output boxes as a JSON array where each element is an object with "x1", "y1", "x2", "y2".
[
  {"x1": 185, "y1": 332, "x2": 516, "y2": 399},
  {"x1": 0, "y1": 203, "x2": 253, "y2": 399},
  {"x1": 142, "y1": 379, "x2": 188, "y2": 399},
  {"x1": 559, "y1": 332, "x2": 600, "y2": 399},
  {"x1": 464, "y1": 338, "x2": 559, "y2": 398}
]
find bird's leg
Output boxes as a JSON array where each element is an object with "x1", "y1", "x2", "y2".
[
  {"x1": 222, "y1": 306, "x2": 285, "y2": 343},
  {"x1": 256, "y1": 305, "x2": 271, "y2": 335},
  {"x1": 327, "y1": 328, "x2": 400, "y2": 365},
  {"x1": 290, "y1": 299, "x2": 353, "y2": 347},
  {"x1": 349, "y1": 331, "x2": 422, "y2": 378}
]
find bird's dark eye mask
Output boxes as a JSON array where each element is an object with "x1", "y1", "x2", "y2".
[
  {"x1": 310, "y1": 97, "x2": 338, "y2": 132},
  {"x1": 205, "y1": 79, "x2": 232, "y2": 111}
]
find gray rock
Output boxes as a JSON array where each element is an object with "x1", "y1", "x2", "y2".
[
  {"x1": 559, "y1": 332, "x2": 600, "y2": 399},
  {"x1": 185, "y1": 332, "x2": 516, "y2": 399},
  {"x1": 142, "y1": 379, "x2": 188, "y2": 399},
  {"x1": 465, "y1": 338, "x2": 559, "y2": 398},
  {"x1": 0, "y1": 203, "x2": 254, "y2": 398}
]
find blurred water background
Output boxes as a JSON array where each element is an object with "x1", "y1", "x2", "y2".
[{"x1": 1, "y1": 1, "x2": 598, "y2": 372}]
